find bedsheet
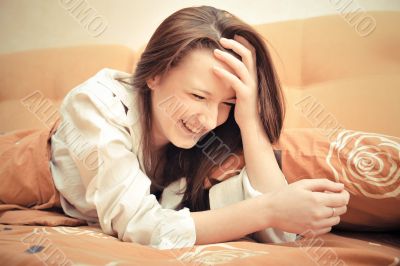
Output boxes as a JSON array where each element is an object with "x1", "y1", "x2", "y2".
[{"x1": 0, "y1": 224, "x2": 399, "y2": 266}]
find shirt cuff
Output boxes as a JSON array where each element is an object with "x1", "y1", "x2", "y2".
[
  {"x1": 160, "y1": 177, "x2": 186, "y2": 210},
  {"x1": 242, "y1": 168, "x2": 296, "y2": 243},
  {"x1": 252, "y1": 227, "x2": 297, "y2": 244},
  {"x1": 149, "y1": 207, "x2": 197, "y2": 250},
  {"x1": 209, "y1": 174, "x2": 244, "y2": 209},
  {"x1": 154, "y1": 178, "x2": 196, "y2": 249},
  {"x1": 208, "y1": 167, "x2": 264, "y2": 210},
  {"x1": 242, "y1": 167, "x2": 263, "y2": 199}
]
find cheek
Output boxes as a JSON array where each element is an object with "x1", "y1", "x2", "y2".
[{"x1": 155, "y1": 93, "x2": 189, "y2": 121}]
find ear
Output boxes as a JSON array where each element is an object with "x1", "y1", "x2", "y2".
[{"x1": 146, "y1": 75, "x2": 161, "y2": 91}]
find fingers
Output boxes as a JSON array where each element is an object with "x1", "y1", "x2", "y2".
[
  {"x1": 214, "y1": 35, "x2": 258, "y2": 89},
  {"x1": 314, "y1": 206, "x2": 347, "y2": 225},
  {"x1": 326, "y1": 205, "x2": 348, "y2": 217},
  {"x1": 212, "y1": 66, "x2": 245, "y2": 95},
  {"x1": 305, "y1": 210, "x2": 344, "y2": 236},
  {"x1": 213, "y1": 66, "x2": 250, "y2": 99},
  {"x1": 219, "y1": 35, "x2": 256, "y2": 75},
  {"x1": 298, "y1": 178, "x2": 344, "y2": 192},
  {"x1": 314, "y1": 190, "x2": 350, "y2": 208},
  {"x1": 299, "y1": 208, "x2": 346, "y2": 238},
  {"x1": 234, "y1": 34, "x2": 257, "y2": 63},
  {"x1": 213, "y1": 49, "x2": 251, "y2": 85}
]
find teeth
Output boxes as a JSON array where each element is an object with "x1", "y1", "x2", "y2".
[{"x1": 182, "y1": 120, "x2": 201, "y2": 134}]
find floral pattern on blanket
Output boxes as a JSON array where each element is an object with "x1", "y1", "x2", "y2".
[
  {"x1": 174, "y1": 243, "x2": 269, "y2": 265},
  {"x1": 52, "y1": 226, "x2": 114, "y2": 239},
  {"x1": 0, "y1": 225, "x2": 399, "y2": 266}
]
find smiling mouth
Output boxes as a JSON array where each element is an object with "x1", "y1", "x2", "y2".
[{"x1": 178, "y1": 119, "x2": 203, "y2": 135}]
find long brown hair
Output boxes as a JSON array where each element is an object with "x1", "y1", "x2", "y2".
[{"x1": 125, "y1": 6, "x2": 285, "y2": 211}]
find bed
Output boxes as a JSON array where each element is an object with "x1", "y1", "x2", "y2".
[
  {"x1": 0, "y1": 10, "x2": 399, "y2": 265},
  {"x1": 0, "y1": 223, "x2": 399, "y2": 265}
]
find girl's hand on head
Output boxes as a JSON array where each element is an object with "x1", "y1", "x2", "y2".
[
  {"x1": 212, "y1": 35, "x2": 259, "y2": 129},
  {"x1": 262, "y1": 178, "x2": 350, "y2": 238}
]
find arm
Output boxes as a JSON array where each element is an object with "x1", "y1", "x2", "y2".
[
  {"x1": 191, "y1": 195, "x2": 269, "y2": 245},
  {"x1": 212, "y1": 35, "x2": 287, "y2": 194},
  {"x1": 209, "y1": 169, "x2": 296, "y2": 243},
  {"x1": 240, "y1": 119, "x2": 287, "y2": 193},
  {"x1": 162, "y1": 176, "x2": 350, "y2": 244},
  {"x1": 161, "y1": 172, "x2": 349, "y2": 245},
  {"x1": 161, "y1": 169, "x2": 296, "y2": 244},
  {"x1": 205, "y1": 177, "x2": 349, "y2": 242}
]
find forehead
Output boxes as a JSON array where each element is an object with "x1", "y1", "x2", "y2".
[{"x1": 171, "y1": 48, "x2": 236, "y2": 98}]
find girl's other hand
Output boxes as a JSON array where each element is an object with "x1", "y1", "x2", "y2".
[{"x1": 263, "y1": 178, "x2": 350, "y2": 238}]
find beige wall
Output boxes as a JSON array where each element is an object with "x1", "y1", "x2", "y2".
[{"x1": 0, "y1": 0, "x2": 399, "y2": 54}]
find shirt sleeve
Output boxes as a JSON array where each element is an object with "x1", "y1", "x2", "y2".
[
  {"x1": 209, "y1": 167, "x2": 297, "y2": 243},
  {"x1": 57, "y1": 82, "x2": 196, "y2": 250}
]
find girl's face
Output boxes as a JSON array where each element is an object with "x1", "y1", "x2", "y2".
[{"x1": 147, "y1": 48, "x2": 237, "y2": 149}]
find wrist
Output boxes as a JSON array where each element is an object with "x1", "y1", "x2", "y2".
[
  {"x1": 238, "y1": 116, "x2": 263, "y2": 133},
  {"x1": 255, "y1": 193, "x2": 276, "y2": 229}
]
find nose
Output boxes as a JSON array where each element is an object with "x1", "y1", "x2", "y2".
[{"x1": 199, "y1": 105, "x2": 218, "y2": 131}]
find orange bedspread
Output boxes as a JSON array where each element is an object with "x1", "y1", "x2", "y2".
[{"x1": 0, "y1": 223, "x2": 399, "y2": 265}]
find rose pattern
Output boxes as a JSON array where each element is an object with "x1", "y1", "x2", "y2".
[
  {"x1": 326, "y1": 130, "x2": 400, "y2": 199},
  {"x1": 176, "y1": 243, "x2": 269, "y2": 265}
]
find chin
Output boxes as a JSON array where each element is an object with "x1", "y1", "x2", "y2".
[
  {"x1": 171, "y1": 138, "x2": 197, "y2": 149},
  {"x1": 169, "y1": 124, "x2": 201, "y2": 149}
]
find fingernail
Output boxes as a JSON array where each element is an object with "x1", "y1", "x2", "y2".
[{"x1": 220, "y1": 37, "x2": 228, "y2": 42}]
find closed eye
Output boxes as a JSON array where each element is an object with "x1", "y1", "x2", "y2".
[
  {"x1": 191, "y1": 93, "x2": 235, "y2": 107},
  {"x1": 191, "y1": 94, "x2": 205, "y2": 100},
  {"x1": 223, "y1": 102, "x2": 235, "y2": 107}
]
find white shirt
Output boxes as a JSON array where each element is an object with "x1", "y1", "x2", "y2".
[{"x1": 50, "y1": 68, "x2": 296, "y2": 250}]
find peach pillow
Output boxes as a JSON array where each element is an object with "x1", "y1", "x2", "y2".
[
  {"x1": 273, "y1": 128, "x2": 399, "y2": 231},
  {"x1": 209, "y1": 128, "x2": 400, "y2": 231}
]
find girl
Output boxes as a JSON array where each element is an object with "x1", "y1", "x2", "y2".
[{"x1": 0, "y1": 6, "x2": 349, "y2": 250}]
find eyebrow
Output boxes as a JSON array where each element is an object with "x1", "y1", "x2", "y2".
[{"x1": 194, "y1": 88, "x2": 236, "y2": 101}]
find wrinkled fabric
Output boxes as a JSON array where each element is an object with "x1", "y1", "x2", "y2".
[{"x1": 50, "y1": 68, "x2": 197, "y2": 249}]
